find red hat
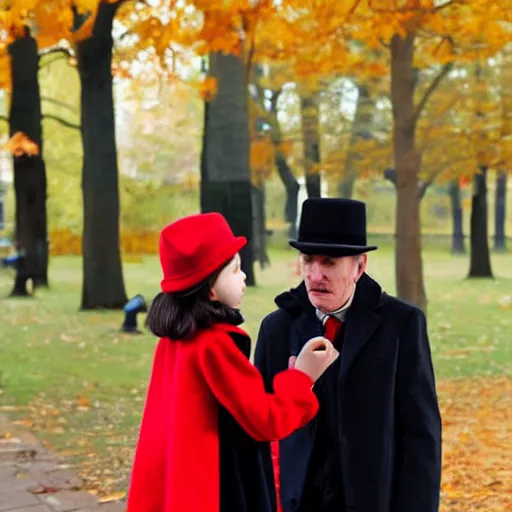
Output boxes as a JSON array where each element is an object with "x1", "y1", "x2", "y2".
[{"x1": 159, "y1": 212, "x2": 247, "y2": 293}]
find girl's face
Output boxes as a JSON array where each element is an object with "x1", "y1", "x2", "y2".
[{"x1": 210, "y1": 253, "x2": 247, "y2": 309}]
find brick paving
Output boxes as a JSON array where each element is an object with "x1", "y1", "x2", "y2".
[{"x1": 0, "y1": 415, "x2": 125, "y2": 512}]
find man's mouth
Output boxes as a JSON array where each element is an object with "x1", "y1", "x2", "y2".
[{"x1": 309, "y1": 287, "x2": 330, "y2": 294}]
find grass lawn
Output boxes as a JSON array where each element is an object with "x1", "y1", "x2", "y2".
[{"x1": 0, "y1": 246, "x2": 511, "y2": 510}]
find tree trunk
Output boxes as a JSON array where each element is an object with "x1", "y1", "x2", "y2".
[
  {"x1": 8, "y1": 30, "x2": 48, "y2": 296},
  {"x1": 391, "y1": 33, "x2": 426, "y2": 311},
  {"x1": 269, "y1": 92, "x2": 300, "y2": 238},
  {"x1": 252, "y1": 185, "x2": 270, "y2": 269},
  {"x1": 449, "y1": 179, "x2": 465, "y2": 254},
  {"x1": 300, "y1": 95, "x2": 321, "y2": 198},
  {"x1": 76, "y1": 3, "x2": 127, "y2": 309},
  {"x1": 468, "y1": 63, "x2": 493, "y2": 278},
  {"x1": 468, "y1": 167, "x2": 493, "y2": 277},
  {"x1": 276, "y1": 154, "x2": 300, "y2": 239},
  {"x1": 200, "y1": 51, "x2": 255, "y2": 286},
  {"x1": 468, "y1": 168, "x2": 493, "y2": 276},
  {"x1": 338, "y1": 85, "x2": 373, "y2": 199},
  {"x1": 494, "y1": 170, "x2": 507, "y2": 251}
]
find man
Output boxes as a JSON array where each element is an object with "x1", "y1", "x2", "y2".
[{"x1": 255, "y1": 198, "x2": 442, "y2": 512}]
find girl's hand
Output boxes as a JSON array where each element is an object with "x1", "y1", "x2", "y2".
[{"x1": 294, "y1": 336, "x2": 339, "y2": 382}]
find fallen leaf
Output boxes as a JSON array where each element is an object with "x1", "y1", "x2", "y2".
[
  {"x1": 75, "y1": 394, "x2": 91, "y2": 411},
  {"x1": 99, "y1": 491, "x2": 126, "y2": 503}
]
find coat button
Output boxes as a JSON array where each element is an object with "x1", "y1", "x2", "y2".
[
  {"x1": 290, "y1": 498, "x2": 299, "y2": 510},
  {"x1": 342, "y1": 436, "x2": 348, "y2": 445}
]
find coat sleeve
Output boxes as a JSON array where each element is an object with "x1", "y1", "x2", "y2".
[
  {"x1": 199, "y1": 331, "x2": 319, "y2": 442},
  {"x1": 395, "y1": 309, "x2": 442, "y2": 512}
]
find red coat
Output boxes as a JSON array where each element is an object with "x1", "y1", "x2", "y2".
[{"x1": 126, "y1": 322, "x2": 319, "y2": 512}]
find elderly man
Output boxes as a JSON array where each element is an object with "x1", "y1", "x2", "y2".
[{"x1": 255, "y1": 198, "x2": 442, "y2": 512}]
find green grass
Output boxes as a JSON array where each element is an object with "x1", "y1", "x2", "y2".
[{"x1": 0, "y1": 247, "x2": 511, "y2": 497}]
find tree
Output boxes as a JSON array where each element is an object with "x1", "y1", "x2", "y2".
[
  {"x1": 250, "y1": 69, "x2": 300, "y2": 238},
  {"x1": 201, "y1": 50, "x2": 255, "y2": 285},
  {"x1": 6, "y1": 30, "x2": 48, "y2": 295},
  {"x1": 494, "y1": 170, "x2": 507, "y2": 251},
  {"x1": 74, "y1": 1, "x2": 128, "y2": 309},
  {"x1": 124, "y1": 1, "x2": 279, "y2": 286},
  {"x1": 0, "y1": 3, "x2": 81, "y2": 296},
  {"x1": 300, "y1": 91, "x2": 322, "y2": 197},
  {"x1": 449, "y1": 179, "x2": 465, "y2": 254},
  {"x1": 468, "y1": 63, "x2": 494, "y2": 278},
  {"x1": 468, "y1": 168, "x2": 493, "y2": 277},
  {"x1": 338, "y1": 84, "x2": 374, "y2": 199},
  {"x1": 494, "y1": 49, "x2": 512, "y2": 251},
  {"x1": 263, "y1": 1, "x2": 510, "y2": 309}
]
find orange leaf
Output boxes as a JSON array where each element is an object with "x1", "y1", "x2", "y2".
[
  {"x1": 4, "y1": 132, "x2": 39, "y2": 157},
  {"x1": 199, "y1": 76, "x2": 217, "y2": 100}
]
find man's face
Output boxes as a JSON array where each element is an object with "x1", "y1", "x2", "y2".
[{"x1": 301, "y1": 253, "x2": 367, "y2": 313}]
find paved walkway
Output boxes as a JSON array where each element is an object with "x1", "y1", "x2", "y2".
[{"x1": 0, "y1": 415, "x2": 125, "y2": 512}]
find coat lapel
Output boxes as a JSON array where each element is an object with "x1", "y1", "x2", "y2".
[
  {"x1": 340, "y1": 307, "x2": 379, "y2": 379},
  {"x1": 339, "y1": 274, "x2": 383, "y2": 379},
  {"x1": 290, "y1": 310, "x2": 323, "y2": 356}
]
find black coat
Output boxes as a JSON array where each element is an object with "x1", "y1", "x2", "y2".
[
  {"x1": 254, "y1": 274, "x2": 442, "y2": 512},
  {"x1": 220, "y1": 331, "x2": 277, "y2": 512}
]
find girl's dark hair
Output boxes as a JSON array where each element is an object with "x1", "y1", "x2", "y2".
[{"x1": 145, "y1": 258, "x2": 243, "y2": 340}]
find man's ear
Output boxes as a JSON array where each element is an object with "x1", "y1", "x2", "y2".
[{"x1": 356, "y1": 254, "x2": 367, "y2": 281}]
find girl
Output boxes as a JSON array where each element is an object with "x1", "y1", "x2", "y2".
[{"x1": 126, "y1": 212, "x2": 338, "y2": 512}]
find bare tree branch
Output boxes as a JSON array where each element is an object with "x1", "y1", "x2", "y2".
[
  {"x1": 413, "y1": 61, "x2": 454, "y2": 123},
  {"x1": 1, "y1": 112, "x2": 80, "y2": 130},
  {"x1": 418, "y1": 169, "x2": 443, "y2": 199},
  {"x1": 39, "y1": 47, "x2": 74, "y2": 59},
  {"x1": 43, "y1": 114, "x2": 80, "y2": 130},
  {"x1": 384, "y1": 166, "x2": 443, "y2": 199}
]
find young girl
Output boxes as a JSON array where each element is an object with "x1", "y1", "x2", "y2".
[{"x1": 126, "y1": 212, "x2": 338, "y2": 512}]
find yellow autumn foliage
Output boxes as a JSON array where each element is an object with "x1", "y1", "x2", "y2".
[{"x1": 49, "y1": 229, "x2": 160, "y2": 256}]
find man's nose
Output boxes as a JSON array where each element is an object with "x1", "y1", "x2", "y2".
[{"x1": 308, "y1": 263, "x2": 324, "y2": 281}]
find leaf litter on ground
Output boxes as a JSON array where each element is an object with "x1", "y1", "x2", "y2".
[
  {"x1": 1, "y1": 377, "x2": 507, "y2": 511},
  {"x1": 439, "y1": 377, "x2": 511, "y2": 511}
]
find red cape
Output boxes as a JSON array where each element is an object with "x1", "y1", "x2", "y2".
[{"x1": 126, "y1": 323, "x2": 318, "y2": 512}]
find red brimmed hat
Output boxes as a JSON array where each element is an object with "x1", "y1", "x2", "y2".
[{"x1": 159, "y1": 212, "x2": 247, "y2": 294}]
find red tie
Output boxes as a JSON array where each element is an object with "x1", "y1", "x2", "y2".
[{"x1": 324, "y1": 315, "x2": 342, "y2": 345}]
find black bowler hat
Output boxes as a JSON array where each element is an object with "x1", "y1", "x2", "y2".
[{"x1": 289, "y1": 198, "x2": 378, "y2": 256}]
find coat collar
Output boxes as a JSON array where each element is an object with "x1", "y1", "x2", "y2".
[{"x1": 287, "y1": 273, "x2": 384, "y2": 378}]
